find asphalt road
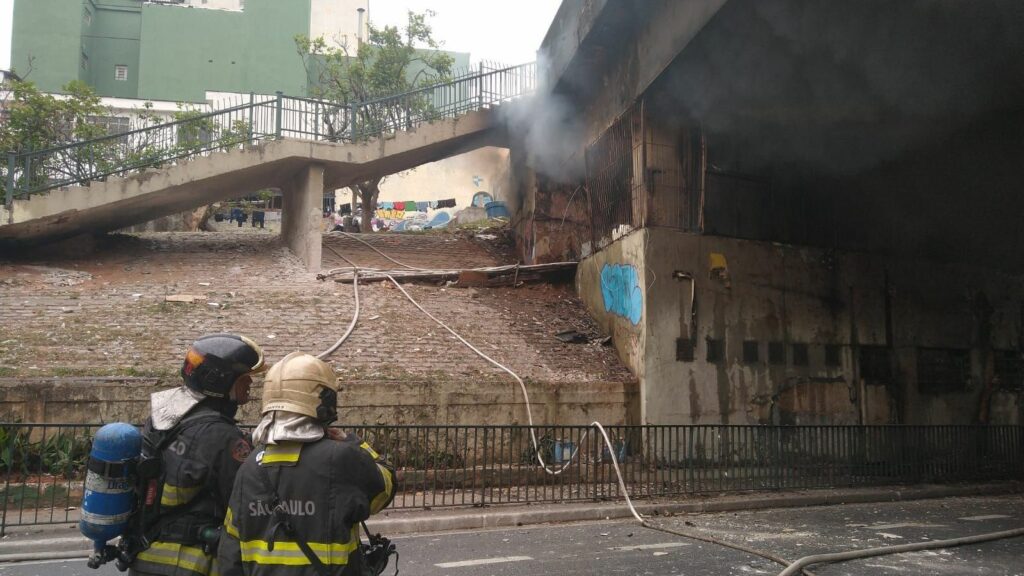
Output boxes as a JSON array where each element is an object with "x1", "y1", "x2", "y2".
[{"x1": 2, "y1": 495, "x2": 1022, "y2": 576}]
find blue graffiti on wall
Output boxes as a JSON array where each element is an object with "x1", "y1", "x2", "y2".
[{"x1": 600, "y1": 264, "x2": 643, "y2": 325}]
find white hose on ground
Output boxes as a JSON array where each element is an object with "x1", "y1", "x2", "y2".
[
  {"x1": 316, "y1": 269, "x2": 359, "y2": 360},
  {"x1": 338, "y1": 231, "x2": 429, "y2": 271},
  {"x1": 0, "y1": 550, "x2": 92, "y2": 563},
  {"x1": 776, "y1": 526, "x2": 1024, "y2": 576},
  {"x1": 381, "y1": 273, "x2": 585, "y2": 477}
]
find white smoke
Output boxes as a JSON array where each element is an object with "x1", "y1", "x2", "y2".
[{"x1": 500, "y1": 53, "x2": 586, "y2": 184}]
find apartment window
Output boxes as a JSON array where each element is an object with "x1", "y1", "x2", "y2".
[
  {"x1": 825, "y1": 344, "x2": 842, "y2": 367},
  {"x1": 115, "y1": 65, "x2": 128, "y2": 82},
  {"x1": 792, "y1": 343, "x2": 809, "y2": 366},
  {"x1": 768, "y1": 341, "x2": 786, "y2": 365},
  {"x1": 742, "y1": 340, "x2": 759, "y2": 364}
]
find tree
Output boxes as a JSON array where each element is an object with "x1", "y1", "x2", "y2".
[
  {"x1": 1, "y1": 77, "x2": 253, "y2": 200},
  {"x1": 0, "y1": 78, "x2": 112, "y2": 195},
  {"x1": 296, "y1": 10, "x2": 454, "y2": 230}
]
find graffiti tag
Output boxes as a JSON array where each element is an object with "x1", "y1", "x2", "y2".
[{"x1": 600, "y1": 264, "x2": 642, "y2": 325}]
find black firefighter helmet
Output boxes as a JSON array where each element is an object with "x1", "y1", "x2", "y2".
[{"x1": 181, "y1": 333, "x2": 265, "y2": 399}]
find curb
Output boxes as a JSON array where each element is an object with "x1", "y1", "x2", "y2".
[{"x1": 0, "y1": 482, "x2": 1018, "y2": 562}]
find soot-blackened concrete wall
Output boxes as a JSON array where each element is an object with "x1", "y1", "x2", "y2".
[{"x1": 578, "y1": 229, "x2": 1024, "y2": 426}]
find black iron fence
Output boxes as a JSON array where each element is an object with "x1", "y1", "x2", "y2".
[
  {"x1": 2, "y1": 62, "x2": 536, "y2": 205},
  {"x1": 2, "y1": 423, "x2": 1021, "y2": 535}
]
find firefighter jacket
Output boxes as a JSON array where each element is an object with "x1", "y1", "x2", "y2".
[
  {"x1": 130, "y1": 406, "x2": 252, "y2": 576},
  {"x1": 217, "y1": 432, "x2": 395, "y2": 576}
]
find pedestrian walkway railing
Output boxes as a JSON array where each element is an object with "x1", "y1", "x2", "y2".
[
  {"x1": 2, "y1": 62, "x2": 536, "y2": 206},
  {"x1": 2, "y1": 423, "x2": 1020, "y2": 534}
]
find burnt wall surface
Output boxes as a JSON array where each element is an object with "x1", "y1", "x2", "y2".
[
  {"x1": 578, "y1": 229, "x2": 1024, "y2": 426},
  {"x1": 648, "y1": 0, "x2": 1024, "y2": 271}
]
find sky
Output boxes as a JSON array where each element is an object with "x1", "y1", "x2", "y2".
[
  {"x1": 370, "y1": 1, "x2": 561, "y2": 66},
  {"x1": 0, "y1": 0, "x2": 560, "y2": 72},
  {"x1": 0, "y1": 0, "x2": 10, "y2": 71}
]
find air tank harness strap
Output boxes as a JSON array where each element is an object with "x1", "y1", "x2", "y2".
[
  {"x1": 87, "y1": 456, "x2": 136, "y2": 478},
  {"x1": 254, "y1": 456, "x2": 332, "y2": 576}
]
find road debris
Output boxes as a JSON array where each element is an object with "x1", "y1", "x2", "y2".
[{"x1": 164, "y1": 294, "x2": 207, "y2": 303}]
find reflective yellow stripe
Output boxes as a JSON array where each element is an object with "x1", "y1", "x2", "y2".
[
  {"x1": 239, "y1": 536, "x2": 358, "y2": 566},
  {"x1": 224, "y1": 506, "x2": 239, "y2": 538},
  {"x1": 370, "y1": 464, "x2": 394, "y2": 514},
  {"x1": 260, "y1": 443, "x2": 302, "y2": 464},
  {"x1": 360, "y1": 442, "x2": 380, "y2": 459},
  {"x1": 160, "y1": 483, "x2": 202, "y2": 507},
  {"x1": 135, "y1": 542, "x2": 213, "y2": 575}
]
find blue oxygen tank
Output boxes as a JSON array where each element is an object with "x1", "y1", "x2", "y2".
[{"x1": 80, "y1": 423, "x2": 141, "y2": 556}]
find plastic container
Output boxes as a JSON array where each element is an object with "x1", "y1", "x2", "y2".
[{"x1": 484, "y1": 201, "x2": 510, "y2": 219}]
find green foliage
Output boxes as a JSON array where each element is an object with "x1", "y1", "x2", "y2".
[
  {"x1": 1, "y1": 77, "x2": 257, "y2": 196},
  {"x1": 0, "y1": 426, "x2": 91, "y2": 479},
  {"x1": 38, "y1": 433, "x2": 92, "y2": 478},
  {"x1": 0, "y1": 425, "x2": 31, "y2": 476},
  {"x1": 297, "y1": 10, "x2": 454, "y2": 127},
  {"x1": 0, "y1": 79, "x2": 108, "y2": 154},
  {"x1": 0, "y1": 79, "x2": 111, "y2": 196}
]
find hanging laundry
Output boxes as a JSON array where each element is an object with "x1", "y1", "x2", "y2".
[
  {"x1": 428, "y1": 201, "x2": 437, "y2": 210},
  {"x1": 394, "y1": 201, "x2": 405, "y2": 211},
  {"x1": 436, "y1": 198, "x2": 457, "y2": 209},
  {"x1": 416, "y1": 202, "x2": 429, "y2": 212},
  {"x1": 380, "y1": 201, "x2": 394, "y2": 210}
]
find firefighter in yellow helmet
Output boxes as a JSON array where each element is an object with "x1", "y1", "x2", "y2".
[{"x1": 217, "y1": 352, "x2": 395, "y2": 576}]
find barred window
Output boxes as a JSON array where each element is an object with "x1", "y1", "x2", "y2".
[
  {"x1": 89, "y1": 116, "x2": 130, "y2": 136},
  {"x1": 917, "y1": 348, "x2": 970, "y2": 393}
]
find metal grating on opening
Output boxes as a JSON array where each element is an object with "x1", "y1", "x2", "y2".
[{"x1": 586, "y1": 102, "x2": 644, "y2": 246}]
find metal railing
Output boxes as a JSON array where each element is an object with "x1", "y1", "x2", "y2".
[
  {"x1": 1, "y1": 62, "x2": 536, "y2": 205},
  {"x1": 2, "y1": 423, "x2": 1021, "y2": 535}
]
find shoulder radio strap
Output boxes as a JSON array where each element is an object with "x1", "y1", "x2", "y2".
[{"x1": 253, "y1": 446, "x2": 333, "y2": 576}]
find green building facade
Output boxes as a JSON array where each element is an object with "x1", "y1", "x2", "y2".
[{"x1": 12, "y1": 0, "x2": 311, "y2": 102}]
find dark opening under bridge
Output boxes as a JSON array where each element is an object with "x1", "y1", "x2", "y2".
[{"x1": 0, "y1": 63, "x2": 536, "y2": 270}]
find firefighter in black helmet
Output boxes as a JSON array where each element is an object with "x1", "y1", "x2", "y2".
[
  {"x1": 124, "y1": 334, "x2": 265, "y2": 576},
  {"x1": 217, "y1": 352, "x2": 395, "y2": 576}
]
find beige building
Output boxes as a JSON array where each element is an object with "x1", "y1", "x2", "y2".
[{"x1": 331, "y1": 147, "x2": 510, "y2": 229}]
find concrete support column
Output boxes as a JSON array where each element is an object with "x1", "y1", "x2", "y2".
[{"x1": 281, "y1": 163, "x2": 324, "y2": 273}]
